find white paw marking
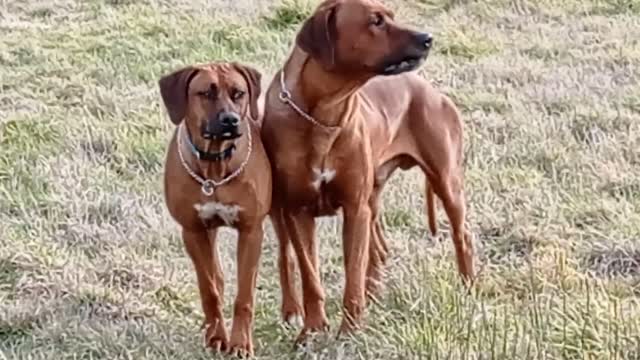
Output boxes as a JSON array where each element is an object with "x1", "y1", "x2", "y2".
[
  {"x1": 194, "y1": 202, "x2": 242, "y2": 225},
  {"x1": 311, "y1": 167, "x2": 336, "y2": 190},
  {"x1": 285, "y1": 314, "x2": 304, "y2": 328}
]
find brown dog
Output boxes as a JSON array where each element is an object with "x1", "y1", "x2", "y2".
[
  {"x1": 159, "y1": 62, "x2": 270, "y2": 357},
  {"x1": 261, "y1": 0, "x2": 475, "y2": 341}
]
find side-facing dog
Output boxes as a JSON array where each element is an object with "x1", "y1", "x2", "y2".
[
  {"x1": 262, "y1": 0, "x2": 475, "y2": 341},
  {"x1": 159, "y1": 62, "x2": 270, "y2": 357}
]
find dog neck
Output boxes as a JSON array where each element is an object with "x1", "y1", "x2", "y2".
[
  {"x1": 283, "y1": 47, "x2": 368, "y2": 127},
  {"x1": 179, "y1": 121, "x2": 251, "y2": 184},
  {"x1": 184, "y1": 129, "x2": 237, "y2": 162}
]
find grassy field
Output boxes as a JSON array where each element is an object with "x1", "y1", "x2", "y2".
[{"x1": 1, "y1": 0, "x2": 640, "y2": 358}]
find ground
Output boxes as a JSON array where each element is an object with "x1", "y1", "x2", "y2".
[{"x1": 1, "y1": 0, "x2": 640, "y2": 359}]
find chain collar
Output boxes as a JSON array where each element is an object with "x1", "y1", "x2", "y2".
[
  {"x1": 278, "y1": 70, "x2": 339, "y2": 130},
  {"x1": 177, "y1": 121, "x2": 252, "y2": 196}
]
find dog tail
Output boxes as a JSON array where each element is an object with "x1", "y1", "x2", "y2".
[{"x1": 425, "y1": 180, "x2": 437, "y2": 236}]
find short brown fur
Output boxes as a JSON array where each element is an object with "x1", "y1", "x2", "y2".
[
  {"x1": 159, "y1": 62, "x2": 270, "y2": 357},
  {"x1": 262, "y1": 0, "x2": 475, "y2": 342}
]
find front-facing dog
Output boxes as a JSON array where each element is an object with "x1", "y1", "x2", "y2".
[
  {"x1": 159, "y1": 62, "x2": 270, "y2": 357},
  {"x1": 262, "y1": 0, "x2": 475, "y2": 342}
]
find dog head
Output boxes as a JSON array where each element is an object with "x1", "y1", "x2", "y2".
[
  {"x1": 158, "y1": 62, "x2": 262, "y2": 141},
  {"x1": 296, "y1": 0, "x2": 432, "y2": 77}
]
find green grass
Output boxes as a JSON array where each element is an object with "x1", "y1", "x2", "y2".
[{"x1": 1, "y1": 0, "x2": 640, "y2": 358}]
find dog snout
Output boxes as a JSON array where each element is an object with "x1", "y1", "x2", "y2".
[
  {"x1": 200, "y1": 111, "x2": 242, "y2": 140},
  {"x1": 219, "y1": 112, "x2": 240, "y2": 127},
  {"x1": 415, "y1": 32, "x2": 433, "y2": 50},
  {"x1": 202, "y1": 119, "x2": 218, "y2": 139}
]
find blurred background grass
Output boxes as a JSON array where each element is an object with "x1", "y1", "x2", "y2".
[{"x1": 1, "y1": 0, "x2": 639, "y2": 358}]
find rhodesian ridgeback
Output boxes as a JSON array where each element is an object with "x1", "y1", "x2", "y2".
[
  {"x1": 262, "y1": 0, "x2": 475, "y2": 341},
  {"x1": 159, "y1": 62, "x2": 269, "y2": 357}
]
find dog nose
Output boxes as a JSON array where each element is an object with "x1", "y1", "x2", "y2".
[
  {"x1": 218, "y1": 112, "x2": 239, "y2": 127},
  {"x1": 416, "y1": 32, "x2": 433, "y2": 50}
]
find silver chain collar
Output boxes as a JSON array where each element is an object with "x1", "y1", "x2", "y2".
[
  {"x1": 278, "y1": 70, "x2": 339, "y2": 130},
  {"x1": 177, "y1": 121, "x2": 252, "y2": 196}
]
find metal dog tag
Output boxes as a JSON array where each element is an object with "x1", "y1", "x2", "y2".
[{"x1": 201, "y1": 180, "x2": 215, "y2": 196}]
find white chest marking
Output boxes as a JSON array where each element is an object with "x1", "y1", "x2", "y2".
[
  {"x1": 194, "y1": 202, "x2": 242, "y2": 225},
  {"x1": 311, "y1": 167, "x2": 336, "y2": 190}
]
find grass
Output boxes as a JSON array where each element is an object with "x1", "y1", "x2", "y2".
[{"x1": 1, "y1": 0, "x2": 640, "y2": 358}]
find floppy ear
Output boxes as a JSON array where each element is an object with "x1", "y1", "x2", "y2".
[
  {"x1": 232, "y1": 63, "x2": 262, "y2": 121},
  {"x1": 158, "y1": 66, "x2": 199, "y2": 125},
  {"x1": 295, "y1": 2, "x2": 339, "y2": 70}
]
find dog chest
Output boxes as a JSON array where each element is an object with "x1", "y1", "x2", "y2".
[
  {"x1": 311, "y1": 166, "x2": 336, "y2": 190},
  {"x1": 277, "y1": 165, "x2": 340, "y2": 216},
  {"x1": 193, "y1": 201, "x2": 243, "y2": 226}
]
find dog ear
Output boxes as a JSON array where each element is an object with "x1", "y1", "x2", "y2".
[
  {"x1": 232, "y1": 63, "x2": 262, "y2": 122},
  {"x1": 158, "y1": 66, "x2": 200, "y2": 125},
  {"x1": 296, "y1": 2, "x2": 339, "y2": 70}
]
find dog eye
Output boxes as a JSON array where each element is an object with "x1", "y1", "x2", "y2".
[
  {"x1": 197, "y1": 89, "x2": 216, "y2": 99},
  {"x1": 371, "y1": 13, "x2": 385, "y2": 27},
  {"x1": 231, "y1": 89, "x2": 245, "y2": 101}
]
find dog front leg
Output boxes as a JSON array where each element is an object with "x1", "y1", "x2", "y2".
[
  {"x1": 271, "y1": 207, "x2": 304, "y2": 327},
  {"x1": 339, "y1": 203, "x2": 371, "y2": 334},
  {"x1": 283, "y1": 209, "x2": 329, "y2": 343},
  {"x1": 228, "y1": 224, "x2": 264, "y2": 357},
  {"x1": 182, "y1": 228, "x2": 228, "y2": 352}
]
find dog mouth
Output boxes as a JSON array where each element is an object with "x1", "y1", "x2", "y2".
[
  {"x1": 381, "y1": 53, "x2": 427, "y2": 75},
  {"x1": 221, "y1": 130, "x2": 241, "y2": 139},
  {"x1": 202, "y1": 129, "x2": 242, "y2": 141}
]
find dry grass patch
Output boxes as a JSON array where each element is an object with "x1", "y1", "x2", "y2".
[{"x1": 1, "y1": 0, "x2": 640, "y2": 358}]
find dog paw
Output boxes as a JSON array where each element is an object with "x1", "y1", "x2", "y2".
[
  {"x1": 337, "y1": 318, "x2": 361, "y2": 337},
  {"x1": 207, "y1": 337, "x2": 229, "y2": 354},
  {"x1": 365, "y1": 276, "x2": 385, "y2": 300},
  {"x1": 294, "y1": 317, "x2": 329, "y2": 345},
  {"x1": 204, "y1": 321, "x2": 228, "y2": 353},
  {"x1": 283, "y1": 312, "x2": 304, "y2": 328},
  {"x1": 281, "y1": 300, "x2": 304, "y2": 327},
  {"x1": 228, "y1": 322, "x2": 254, "y2": 358},
  {"x1": 228, "y1": 331, "x2": 253, "y2": 358},
  {"x1": 227, "y1": 342, "x2": 253, "y2": 358}
]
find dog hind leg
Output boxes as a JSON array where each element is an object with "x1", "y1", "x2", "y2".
[
  {"x1": 366, "y1": 184, "x2": 389, "y2": 298},
  {"x1": 431, "y1": 171, "x2": 475, "y2": 284}
]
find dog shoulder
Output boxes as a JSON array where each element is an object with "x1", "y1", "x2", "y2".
[
  {"x1": 254, "y1": 93, "x2": 266, "y2": 127},
  {"x1": 251, "y1": 68, "x2": 277, "y2": 128},
  {"x1": 406, "y1": 74, "x2": 461, "y2": 117}
]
